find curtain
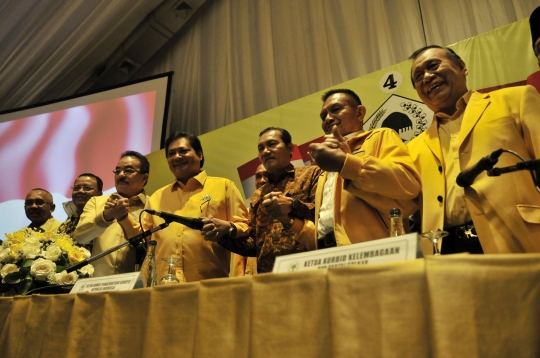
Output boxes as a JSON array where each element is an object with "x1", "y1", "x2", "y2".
[{"x1": 131, "y1": 0, "x2": 539, "y2": 137}]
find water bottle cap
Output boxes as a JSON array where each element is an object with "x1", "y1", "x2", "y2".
[{"x1": 389, "y1": 208, "x2": 401, "y2": 217}]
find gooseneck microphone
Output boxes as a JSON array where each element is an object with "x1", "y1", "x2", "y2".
[
  {"x1": 456, "y1": 148, "x2": 504, "y2": 187},
  {"x1": 146, "y1": 209, "x2": 204, "y2": 230}
]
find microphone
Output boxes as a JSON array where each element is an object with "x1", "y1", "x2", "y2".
[
  {"x1": 146, "y1": 209, "x2": 204, "y2": 230},
  {"x1": 456, "y1": 148, "x2": 504, "y2": 187}
]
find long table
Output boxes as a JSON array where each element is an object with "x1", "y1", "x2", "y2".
[{"x1": 1, "y1": 254, "x2": 540, "y2": 357}]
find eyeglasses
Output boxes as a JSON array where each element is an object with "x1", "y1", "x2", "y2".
[
  {"x1": 72, "y1": 185, "x2": 96, "y2": 192},
  {"x1": 112, "y1": 168, "x2": 140, "y2": 175},
  {"x1": 24, "y1": 199, "x2": 52, "y2": 207}
]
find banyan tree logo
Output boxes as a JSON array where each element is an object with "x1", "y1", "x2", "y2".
[{"x1": 288, "y1": 261, "x2": 299, "y2": 272}]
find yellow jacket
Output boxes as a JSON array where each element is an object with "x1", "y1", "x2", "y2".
[
  {"x1": 295, "y1": 128, "x2": 420, "y2": 248},
  {"x1": 408, "y1": 86, "x2": 540, "y2": 253},
  {"x1": 74, "y1": 192, "x2": 148, "y2": 277}
]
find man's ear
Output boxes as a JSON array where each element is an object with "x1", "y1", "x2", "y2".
[
  {"x1": 142, "y1": 173, "x2": 149, "y2": 186},
  {"x1": 287, "y1": 143, "x2": 294, "y2": 152},
  {"x1": 50, "y1": 203, "x2": 55, "y2": 213},
  {"x1": 458, "y1": 59, "x2": 468, "y2": 77},
  {"x1": 356, "y1": 105, "x2": 367, "y2": 122},
  {"x1": 287, "y1": 143, "x2": 294, "y2": 158}
]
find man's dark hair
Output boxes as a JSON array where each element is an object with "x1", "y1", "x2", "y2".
[
  {"x1": 77, "y1": 173, "x2": 103, "y2": 192},
  {"x1": 259, "y1": 127, "x2": 292, "y2": 146},
  {"x1": 408, "y1": 45, "x2": 463, "y2": 88},
  {"x1": 120, "y1": 150, "x2": 150, "y2": 175},
  {"x1": 164, "y1": 131, "x2": 204, "y2": 168},
  {"x1": 321, "y1": 88, "x2": 362, "y2": 106}
]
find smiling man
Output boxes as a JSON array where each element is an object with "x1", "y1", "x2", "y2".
[
  {"x1": 58, "y1": 173, "x2": 103, "y2": 237},
  {"x1": 74, "y1": 151, "x2": 150, "y2": 277},
  {"x1": 209, "y1": 127, "x2": 322, "y2": 273},
  {"x1": 120, "y1": 132, "x2": 249, "y2": 282},
  {"x1": 23, "y1": 188, "x2": 62, "y2": 232},
  {"x1": 408, "y1": 45, "x2": 540, "y2": 254},
  {"x1": 291, "y1": 89, "x2": 420, "y2": 249}
]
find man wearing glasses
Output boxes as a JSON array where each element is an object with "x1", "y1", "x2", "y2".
[
  {"x1": 120, "y1": 132, "x2": 249, "y2": 282},
  {"x1": 74, "y1": 151, "x2": 150, "y2": 277},
  {"x1": 58, "y1": 173, "x2": 103, "y2": 237},
  {"x1": 23, "y1": 188, "x2": 62, "y2": 232}
]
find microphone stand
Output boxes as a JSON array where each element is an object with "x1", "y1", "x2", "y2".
[
  {"x1": 488, "y1": 158, "x2": 540, "y2": 194},
  {"x1": 65, "y1": 222, "x2": 170, "y2": 273},
  {"x1": 488, "y1": 159, "x2": 540, "y2": 176}
]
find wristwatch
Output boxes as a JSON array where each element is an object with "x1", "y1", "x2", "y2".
[
  {"x1": 228, "y1": 222, "x2": 237, "y2": 238},
  {"x1": 282, "y1": 217, "x2": 295, "y2": 231}
]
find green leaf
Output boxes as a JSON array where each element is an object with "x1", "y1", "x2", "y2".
[
  {"x1": 23, "y1": 259, "x2": 34, "y2": 268},
  {"x1": 15, "y1": 279, "x2": 34, "y2": 296},
  {"x1": 56, "y1": 266, "x2": 65, "y2": 273},
  {"x1": 3, "y1": 270, "x2": 27, "y2": 284},
  {"x1": 57, "y1": 254, "x2": 68, "y2": 266}
]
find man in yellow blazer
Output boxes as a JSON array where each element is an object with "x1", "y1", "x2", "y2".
[
  {"x1": 408, "y1": 45, "x2": 540, "y2": 254},
  {"x1": 293, "y1": 89, "x2": 420, "y2": 249},
  {"x1": 74, "y1": 151, "x2": 150, "y2": 276}
]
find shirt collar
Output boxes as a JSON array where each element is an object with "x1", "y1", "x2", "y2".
[
  {"x1": 267, "y1": 163, "x2": 295, "y2": 185},
  {"x1": 345, "y1": 130, "x2": 363, "y2": 139},
  {"x1": 172, "y1": 170, "x2": 206, "y2": 192}
]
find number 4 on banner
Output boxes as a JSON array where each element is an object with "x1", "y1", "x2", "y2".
[{"x1": 379, "y1": 71, "x2": 402, "y2": 93}]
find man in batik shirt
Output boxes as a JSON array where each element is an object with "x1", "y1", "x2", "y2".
[{"x1": 206, "y1": 127, "x2": 322, "y2": 273}]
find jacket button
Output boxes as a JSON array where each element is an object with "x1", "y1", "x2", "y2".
[
  {"x1": 438, "y1": 166, "x2": 442, "y2": 173},
  {"x1": 437, "y1": 195, "x2": 443, "y2": 203}
]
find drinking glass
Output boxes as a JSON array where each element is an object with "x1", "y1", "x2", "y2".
[
  {"x1": 159, "y1": 257, "x2": 182, "y2": 285},
  {"x1": 419, "y1": 230, "x2": 448, "y2": 255}
]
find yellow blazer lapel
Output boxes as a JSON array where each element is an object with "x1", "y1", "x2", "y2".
[
  {"x1": 423, "y1": 120, "x2": 443, "y2": 166},
  {"x1": 459, "y1": 91, "x2": 490, "y2": 147},
  {"x1": 314, "y1": 172, "x2": 326, "y2": 228}
]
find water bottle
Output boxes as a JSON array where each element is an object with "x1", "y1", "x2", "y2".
[
  {"x1": 141, "y1": 240, "x2": 157, "y2": 287},
  {"x1": 389, "y1": 208, "x2": 405, "y2": 237}
]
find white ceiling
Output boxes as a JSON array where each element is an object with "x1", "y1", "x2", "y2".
[{"x1": 0, "y1": 0, "x2": 206, "y2": 113}]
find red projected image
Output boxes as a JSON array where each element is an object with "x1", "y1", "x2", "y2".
[{"x1": 0, "y1": 91, "x2": 157, "y2": 234}]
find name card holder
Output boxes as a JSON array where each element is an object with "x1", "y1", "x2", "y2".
[
  {"x1": 70, "y1": 271, "x2": 143, "y2": 294},
  {"x1": 273, "y1": 233, "x2": 420, "y2": 273}
]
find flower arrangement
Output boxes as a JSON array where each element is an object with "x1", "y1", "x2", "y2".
[{"x1": 0, "y1": 228, "x2": 94, "y2": 296}]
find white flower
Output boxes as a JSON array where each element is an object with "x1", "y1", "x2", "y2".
[
  {"x1": 54, "y1": 270, "x2": 79, "y2": 285},
  {"x1": 80, "y1": 247, "x2": 91, "y2": 260},
  {"x1": 20, "y1": 241, "x2": 41, "y2": 259},
  {"x1": 0, "y1": 263, "x2": 19, "y2": 278},
  {"x1": 42, "y1": 244, "x2": 62, "y2": 261},
  {"x1": 25, "y1": 234, "x2": 41, "y2": 245},
  {"x1": 78, "y1": 265, "x2": 94, "y2": 276},
  {"x1": 30, "y1": 258, "x2": 56, "y2": 281}
]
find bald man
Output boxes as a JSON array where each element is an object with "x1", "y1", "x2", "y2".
[{"x1": 23, "y1": 188, "x2": 62, "y2": 232}]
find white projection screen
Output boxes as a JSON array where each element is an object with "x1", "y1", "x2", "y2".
[{"x1": 0, "y1": 73, "x2": 172, "y2": 235}]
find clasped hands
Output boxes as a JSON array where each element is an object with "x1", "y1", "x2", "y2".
[
  {"x1": 201, "y1": 191, "x2": 294, "y2": 242},
  {"x1": 103, "y1": 193, "x2": 129, "y2": 222},
  {"x1": 201, "y1": 215, "x2": 233, "y2": 242},
  {"x1": 308, "y1": 125, "x2": 350, "y2": 172}
]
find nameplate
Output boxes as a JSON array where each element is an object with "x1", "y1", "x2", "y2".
[
  {"x1": 70, "y1": 271, "x2": 143, "y2": 294},
  {"x1": 273, "y1": 233, "x2": 419, "y2": 273}
]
